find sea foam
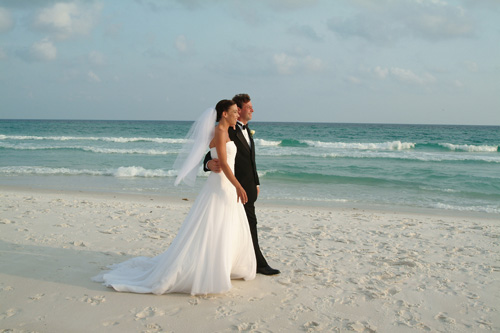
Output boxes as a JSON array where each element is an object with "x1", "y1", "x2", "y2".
[
  {"x1": 0, "y1": 166, "x2": 176, "y2": 178},
  {"x1": 439, "y1": 143, "x2": 499, "y2": 152},
  {"x1": 0, "y1": 134, "x2": 187, "y2": 144}
]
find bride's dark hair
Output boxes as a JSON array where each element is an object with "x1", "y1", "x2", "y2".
[{"x1": 215, "y1": 99, "x2": 236, "y2": 122}]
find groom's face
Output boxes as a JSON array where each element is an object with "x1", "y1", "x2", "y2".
[{"x1": 238, "y1": 101, "x2": 253, "y2": 124}]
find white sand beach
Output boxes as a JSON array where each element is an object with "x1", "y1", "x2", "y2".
[{"x1": 1, "y1": 187, "x2": 499, "y2": 332}]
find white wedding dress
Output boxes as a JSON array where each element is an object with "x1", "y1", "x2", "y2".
[{"x1": 93, "y1": 141, "x2": 256, "y2": 295}]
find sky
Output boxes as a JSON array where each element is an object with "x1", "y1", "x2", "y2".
[{"x1": 0, "y1": 0, "x2": 499, "y2": 125}]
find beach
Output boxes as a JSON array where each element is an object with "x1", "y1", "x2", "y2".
[{"x1": 1, "y1": 187, "x2": 498, "y2": 332}]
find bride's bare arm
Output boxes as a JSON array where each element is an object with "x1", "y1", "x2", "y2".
[{"x1": 214, "y1": 126, "x2": 248, "y2": 204}]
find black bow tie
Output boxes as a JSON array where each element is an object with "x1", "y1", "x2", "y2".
[{"x1": 240, "y1": 124, "x2": 247, "y2": 130}]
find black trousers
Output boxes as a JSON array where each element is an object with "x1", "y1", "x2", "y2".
[{"x1": 244, "y1": 202, "x2": 268, "y2": 269}]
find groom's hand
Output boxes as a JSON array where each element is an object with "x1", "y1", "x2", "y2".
[
  {"x1": 207, "y1": 159, "x2": 221, "y2": 173},
  {"x1": 257, "y1": 186, "x2": 260, "y2": 197}
]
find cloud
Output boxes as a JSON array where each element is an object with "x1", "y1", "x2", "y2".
[
  {"x1": 135, "y1": 0, "x2": 201, "y2": 11},
  {"x1": 0, "y1": 7, "x2": 14, "y2": 33},
  {"x1": 262, "y1": 0, "x2": 319, "y2": 11},
  {"x1": 144, "y1": 47, "x2": 169, "y2": 59},
  {"x1": 373, "y1": 66, "x2": 436, "y2": 85},
  {"x1": 453, "y1": 79, "x2": 464, "y2": 88},
  {"x1": 28, "y1": 38, "x2": 57, "y2": 61},
  {"x1": 287, "y1": 24, "x2": 323, "y2": 42},
  {"x1": 88, "y1": 51, "x2": 105, "y2": 65},
  {"x1": 273, "y1": 52, "x2": 325, "y2": 75},
  {"x1": 136, "y1": 0, "x2": 319, "y2": 12},
  {"x1": 346, "y1": 76, "x2": 362, "y2": 84},
  {"x1": 408, "y1": 10, "x2": 474, "y2": 40},
  {"x1": 175, "y1": 35, "x2": 194, "y2": 54},
  {"x1": 273, "y1": 53, "x2": 298, "y2": 75},
  {"x1": 327, "y1": 0, "x2": 475, "y2": 43},
  {"x1": 327, "y1": 15, "x2": 402, "y2": 44},
  {"x1": 391, "y1": 67, "x2": 436, "y2": 85},
  {"x1": 464, "y1": 61, "x2": 478, "y2": 72},
  {"x1": 87, "y1": 71, "x2": 101, "y2": 82},
  {"x1": 104, "y1": 22, "x2": 122, "y2": 38},
  {"x1": 374, "y1": 66, "x2": 389, "y2": 79},
  {"x1": 33, "y1": 2, "x2": 102, "y2": 40},
  {"x1": 0, "y1": 1, "x2": 65, "y2": 9},
  {"x1": 303, "y1": 55, "x2": 325, "y2": 72},
  {"x1": 0, "y1": 47, "x2": 7, "y2": 60},
  {"x1": 175, "y1": 35, "x2": 187, "y2": 52}
]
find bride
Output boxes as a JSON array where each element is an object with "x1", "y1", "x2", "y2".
[{"x1": 93, "y1": 100, "x2": 256, "y2": 295}]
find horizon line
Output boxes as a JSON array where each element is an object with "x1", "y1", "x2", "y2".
[{"x1": 0, "y1": 118, "x2": 498, "y2": 127}]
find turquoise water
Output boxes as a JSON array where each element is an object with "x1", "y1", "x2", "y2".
[{"x1": 1, "y1": 120, "x2": 499, "y2": 215}]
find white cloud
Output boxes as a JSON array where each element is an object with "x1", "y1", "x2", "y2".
[
  {"x1": 175, "y1": 35, "x2": 188, "y2": 53},
  {"x1": 30, "y1": 38, "x2": 57, "y2": 61},
  {"x1": 262, "y1": 0, "x2": 319, "y2": 11},
  {"x1": 374, "y1": 66, "x2": 389, "y2": 79},
  {"x1": 409, "y1": 12, "x2": 474, "y2": 40},
  {"x1": 137, "y1": 0, "x2": 319, "y2": 12},
  {"x1": 453, "y1": 79, "x2": 464, "y2": 88},
  {"x1": 287, "y1": 24, "x2": 323, "y2": 42},
  {"x1": 328, "y1": 0, "x2": 475, "y2": 43},
  {"x1": 303, "y1": 55, "x2": 325, "y2": 72},
  {"x1": 464, "y1": 61, "x2": 478, "y2": 72},
  {"x1": 389, "y1": 67, "x2": 436, "y2": 85},
  {"x1": 371, "y1": 66, "x2": 436, "y2": 85},
  {"x1": 33, "y1": 2, "x2": 102, "y2": 40},
  {"x1": 89, "y1": 51, "x2": 105, "y2": 65},
  {"x1": 0, "y1": 47, "x2": 7, "y2": 60},
  {"x1": 273, "y1": 53, "x2": 298, "y2": 75},
  {"x1": 88, "y1": 71, "x2": 101, "y2": 82},
  {"x1": 0, "y1": 7, "x2": 14, "y2": 33},
  {"x1": 273, "y1": 53, "x2": 324, "y2": 75},
  {"x1": 347, "y1": 76, "x2": 362, "y2": 84},
  {"x1": 104, "y1": 23, "x2": 122, "y2": 38}
]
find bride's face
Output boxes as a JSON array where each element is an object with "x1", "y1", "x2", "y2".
[{"x1": 225, "y1": 104, "x2": 239, "y2": 126}]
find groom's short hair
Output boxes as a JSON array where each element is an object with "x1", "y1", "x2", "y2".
[{"x1": 233, "y1": 94, "x2": 251, "y2": 109}]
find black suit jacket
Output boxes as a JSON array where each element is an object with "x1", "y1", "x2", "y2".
[{"x1": 203, "y1": 125, "x2": 260, "y2": 204}]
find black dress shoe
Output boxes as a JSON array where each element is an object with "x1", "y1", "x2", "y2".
[{"x1": 257, "y1": 266, "x2": 280, "y2": 275}]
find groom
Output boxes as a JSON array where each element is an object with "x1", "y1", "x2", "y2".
[{"x1": 204, "y1": 94, "x2": 280, "y2": 276}]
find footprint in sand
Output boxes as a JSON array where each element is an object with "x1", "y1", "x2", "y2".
[
  {"x1": 0, "y1": 285, "x2": 14, "y2": 292},
  {"x1": 215, "y1": 306, "x2": 236, "y2": 319},
  {"x1": 144, "y1": 323, "x2": 163, "y2": 332},
  {"x1": 102, "y1": 321, "x2": 120, "y2": 327},
  {"x1": 0, "y1": 308, "x2": 20, "y2": 320},
  {"x1": 29, "y1": 293, "x2": 45, "y2": 302},
  {"x1": 346, "y1": 321, "x2": 377, "y2": 332},
  {"x1": 134, "y1": 307, "x2": 165, "y2": 320},
  {"x1": 188, "y1": 298, "x2": 200, "y2": 305},
  {"x1": 248, "y1": 296, "x2": 262, "y2": 302},
  {"x1": 235, "y1": 322, "x2": 258, "y2": 331},
  {"x1": 303, "y1": 321, "x2": 321, "y2": 331},
  {"x1": 54, "y1": 223, "x2": 73, "y2": 228},
  {"x1": 77, "y1": 294, "x2": 106, "y2": 306},
  {"x1": 435, "y1": 312, "x2": 456, "y2": 324},
  {"x1": 70, "y1": 241, "x2": 89, "y2": 247},
  {"x1": 99, "y1": 227, "x2": 121, "y2": 234}
]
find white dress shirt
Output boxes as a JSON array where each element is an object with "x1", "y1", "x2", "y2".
[{"x1": 237, "y1": 121, "x2": 251, "y2": 148}]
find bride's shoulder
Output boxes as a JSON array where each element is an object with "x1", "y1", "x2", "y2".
[
  {"x1": 214, "y1": 125, "x2": 230, "y2": 139},
  {"x1": 214, "y1": 124, "x2": 226, "y2": 135}
]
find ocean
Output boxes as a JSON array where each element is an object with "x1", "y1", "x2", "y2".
[{"x1": 1, "y1": 119, "x2": 499, "y2": 215}]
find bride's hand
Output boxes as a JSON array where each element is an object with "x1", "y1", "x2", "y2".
[{"x1": 236, "y1": 186, "x2": 248, "y2": 204}]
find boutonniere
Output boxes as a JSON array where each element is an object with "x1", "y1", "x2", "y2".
[{"x1": 250, "y1": 130, "x2": 255, "y2": 137}]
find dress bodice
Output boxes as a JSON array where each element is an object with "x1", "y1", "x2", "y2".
[{"x1": 210, "y1": 141, "x2": 236, "y2": 172}]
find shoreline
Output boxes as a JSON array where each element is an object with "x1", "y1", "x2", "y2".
[
  {"x1": 1, "y1": 186, "x2": 499, "y2": 331},
  {"x1": 2, "y1": 184, "x2": 498, "y2": 221}
]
